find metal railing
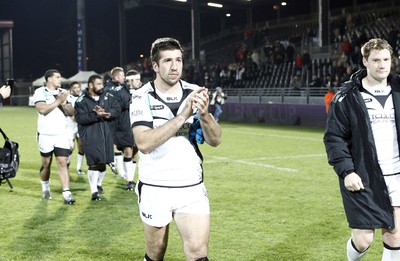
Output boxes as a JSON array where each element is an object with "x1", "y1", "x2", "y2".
[{"x1": 222, "y1": 87, "x2": 326, "y2": 105}]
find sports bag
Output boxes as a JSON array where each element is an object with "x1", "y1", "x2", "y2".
[{"x1": 0, "y1": 128, "x2": 19, "y2": 188}]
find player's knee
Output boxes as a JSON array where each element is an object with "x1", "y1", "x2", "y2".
[
  {"x1": 185, "y1": 243, "x2": 208, "y2": 261},
  {"x1": 353, "y1": 235, "x2": 373, "y2": 252},
  {"x1": 383, "y1": 230, "x2": 400, "y2": 247},
  {"x1": 97, "y1": 163, "x2": 106, "y2": 172}
]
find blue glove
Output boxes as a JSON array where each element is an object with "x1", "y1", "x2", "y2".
[{"x1": 189, "y1": 113, "x2": 204, "y2": 144}]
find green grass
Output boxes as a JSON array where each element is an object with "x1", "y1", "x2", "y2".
[{"x1": 0, "y1": 106, "x2": 385, "y2": 260}]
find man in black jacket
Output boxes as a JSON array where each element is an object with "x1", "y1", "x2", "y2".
[
  {"x1": 106, "y1": 67, "x2": 136, "y2": 190},
  {"x1": 75, "y1": 74, "x2": 121, "y2": 201},
  {"x1": 324, "y1": 38, "x2": 400, "y2": 260}
]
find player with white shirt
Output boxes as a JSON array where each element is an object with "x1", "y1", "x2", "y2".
[
  {"x1": 324, "y1": 38, "x2": 400, "y2": 260},
  {"x1": 66, "y1": 81, "x2": 85, "y2": 175},
  {"x1": 33, "y1": 69, "x2": 75, "y2": 204},
  {"x1": 130, "y1": 37, "x2": 221, "y2": 261}
]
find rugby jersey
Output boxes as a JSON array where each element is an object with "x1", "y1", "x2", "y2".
[
  {"x1": 361, "y1": 84, "x2": 400, "y2": 175},
  {"x1": 33, "y1": 86, "x2": 67, "y2": 135},
  {"x1": 130, "y1": 80, "x2": 203, "y2": 187}
]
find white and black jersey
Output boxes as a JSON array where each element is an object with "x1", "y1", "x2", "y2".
[
  {"x1": 33, "y1": 86, "x2": 67, "y2": 135},
  {"x1": 130, "y1": 80, "x2": 203, "y2": 187},
  {"x1": 361, "y1": 84, "x2": 400, "y2": 175}
]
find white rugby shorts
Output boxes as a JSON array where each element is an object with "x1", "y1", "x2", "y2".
[
  {"x1": 136, "y1": 182, "x2": 210, "y2": 227},
  {"x1": 37, "y1": 133, "x2": 70, "y2": 154},
  {"x1": 66, "y1": 124, "x2": 79, "y2": 149},
  {"x1": 384, "y1": 174, "x2": 400, "y2": 206}
]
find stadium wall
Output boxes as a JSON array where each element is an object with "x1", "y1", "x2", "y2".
[{"x1": 220, "y1": 103, "x2": 327, "y2": 128}]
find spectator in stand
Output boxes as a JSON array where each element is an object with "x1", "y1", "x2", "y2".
[
  {"x1": 219, "y1": 66, "x2": 227, "y2": 88},
  {"x1": 294, "y1": 53, "x2": 303, "y2": 76},
  {"x1": 349, "y1": 45, "x2": 363, "y2": 70},
  {"x1": 324, "y1": 86, "x2": 336, "y2": 113},
  {"x1": 210, "y1": 87, "x2": 227, "y2": 122},
  {"x1": 388, "y1": 25, "x2": 399, "y2": 56},
  {"x1": 321, "y1": 74, "x2": 333, "y2": 95},
  {"x1": 235, "y1": 63, "x2": 245, "y2": 88},
  {"x1": 309, "y1": 74, "x2": 322, "y2": 88},
  {"x1": 341, "y1": 65, "x2": 354, "y2": 83},
  {"x1": 324, "y1": 74, "x2": 333, "y2": 89},
  {"x1": 290, "y1": 75, "x2": 302, "y2": 90},
  {"x1": 341, "y1": 36, "x2": 351, "y2": 55},
  {"x1": 251, "y1": 49, "x2": 261, "y2": 70},
  {"x1": 285, "y1": 42, "x2": 295, "y2": 62},
  {"x1": 332, "y1": 74, "x2": 342, "y2": 88},
  {"x1": 302, "y1": 50, "x2": 312, "y2": 85}
]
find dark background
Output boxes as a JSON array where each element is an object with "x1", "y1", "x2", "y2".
[{"x1": 0, "y1": 0, "x2": 385, "y2": 79}]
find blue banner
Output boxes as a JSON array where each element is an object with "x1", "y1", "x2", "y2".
[{"x1": 77, "y1": 19, "x2": 84, "y2": 71}]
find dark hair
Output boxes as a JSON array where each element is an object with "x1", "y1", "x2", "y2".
[
  {"x1": 87, "y1": 75, "x2": 102, "y2": 85},
  {"x1": 69, "y1": 81, "x2": 80, "y2": 89},
  {"x1": 44, "y1": 69, "x2": 60, "y2": 82},
  {"x1": 150, "y1": 37, "x2": 184, "y2": 64}
]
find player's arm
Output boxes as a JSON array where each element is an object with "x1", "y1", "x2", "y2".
[
  {"x1": 35, "y1": 90, "x2": 68, "y2": 116},
  {"x1": 63, "y1": 103, "x2": 74, "y2": 116},
  {"x1": 133, "y1": 92, "x2": 194, "y2": 154},
  {"x1": 133, "y1": 113, "x2": 189, "y2": 154}
]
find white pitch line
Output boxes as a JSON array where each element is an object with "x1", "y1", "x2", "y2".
[
  {"x1": 226, "y1": 130, "x2": 322, "y2": 142},
  {"x1": 205, "y1": 155, "x2": 298, "y2": 172},
  {"x1": 250, "y1": 154, "x2": 326, "y2": 161}
]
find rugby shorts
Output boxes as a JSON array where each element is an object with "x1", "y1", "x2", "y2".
[
  {"x1": 384, "y1": 174, "x2": 400, "y2": 206},
  {"x1": 37, "y1": 133, "x2": 70, "y2": 156},
  {"x1": 136, "y1": 182, "x2": 210, "y2": 227}
]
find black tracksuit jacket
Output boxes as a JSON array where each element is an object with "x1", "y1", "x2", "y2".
[
  {"x1": 74, "y1": 91, "x2": 121, "y2": 165},
  {"x1": 324, "y1": 69, "x2": 400, "y2": 229}
]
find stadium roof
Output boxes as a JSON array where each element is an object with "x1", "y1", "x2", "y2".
[{"x1": 123, "y1": 0, "x2": 280, "y2": 12}]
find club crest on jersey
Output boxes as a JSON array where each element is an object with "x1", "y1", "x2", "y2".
[{"x1": 150, "y1": 105, "x2": 164, "y2": 110}]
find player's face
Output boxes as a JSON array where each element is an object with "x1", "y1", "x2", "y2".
[
  {"x1": 363, "y1": 49, "x2": 391, "y2": 82},
  {"x1": 114, "y1": 71, "x2": 125, "y2": 85},
  {"x1": 92, "y1": 79, "x2": 104, "y2": 95},
  {"x1": 153, "y1": 49, "x2": 183, "y2": 86},
  {"x1": 48, "y1": 73, "x2": 62, "y2": 88},
  {"x1": 70, "y1": 84, "x2": 81, "y2": 96},
  {"x1": 128, "y1": 78, "x2": 142, "y2": 89}
]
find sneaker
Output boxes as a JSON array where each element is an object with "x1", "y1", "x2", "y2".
[
  {"x1": 108, "y1": 163, "x2": 118, "y2": 175},
  {"x1": 97, "y1": 185, "x2": 104, "y2": 194},
  {"x1": 91, "y1": 192, "x2": 101, "y2": 201},
  {"x1": 77, "y1": 169, "x2": 85, "y2": 175},
  {"x1": 42, "y1": 190, "x2": 52, "y2": 200},
  {"x1": 125, "y1": 181, "x2": 136, "y2": 191},
  {"x1": 63, "y1": 193, "x2": 76, "y2": 205}
]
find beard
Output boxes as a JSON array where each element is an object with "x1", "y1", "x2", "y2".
[{"x1": 94, "y1": 88, "x2": 103, "y2": 96}]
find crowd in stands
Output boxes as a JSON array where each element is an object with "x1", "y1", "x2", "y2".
[{"x1": 125, "y1": 2, "x2": 400, "y2": 96}]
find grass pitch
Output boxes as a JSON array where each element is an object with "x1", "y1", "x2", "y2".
[{"x1": 0, "y1": 106, "x2": 384, "y2": 260}]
